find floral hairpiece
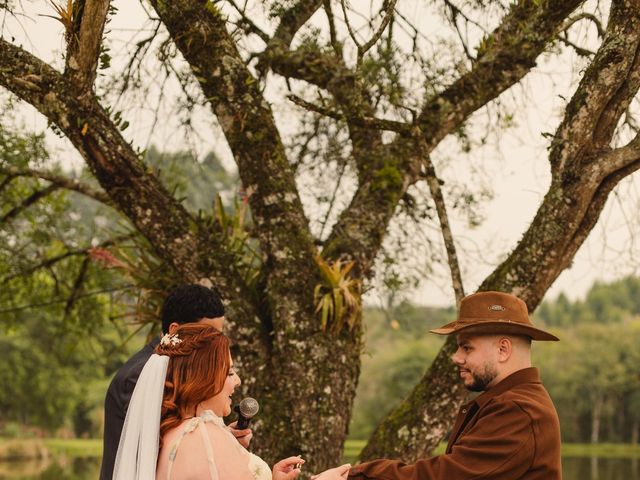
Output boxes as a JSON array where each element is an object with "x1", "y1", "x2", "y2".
[{"x1": 160, "y1": 333, "x2": 183, "y2": 347}]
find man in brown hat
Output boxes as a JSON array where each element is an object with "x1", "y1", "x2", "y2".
[{"x1": 345, "y1": 291, "x2": 562, "y2": 480}]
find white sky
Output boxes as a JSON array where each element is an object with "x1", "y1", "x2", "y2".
[{"x1": 3, "y1": 0, "x2": 639, "y2": 309}]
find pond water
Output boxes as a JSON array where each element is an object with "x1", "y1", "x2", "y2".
[{"x1": 0, "y1": 456, "x2": 638, "y2": 479}]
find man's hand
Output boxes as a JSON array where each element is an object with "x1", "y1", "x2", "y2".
[
  {"x1": 310, "y1": 463, "x2": 351, "y2": 479},
  {"x1": 228, "y1": 421, "x2": 253, "y2": 448}
]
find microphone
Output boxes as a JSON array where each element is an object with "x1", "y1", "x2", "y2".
[{"x1": 234, "y1": 397, "x2": 259, "y2": 429}]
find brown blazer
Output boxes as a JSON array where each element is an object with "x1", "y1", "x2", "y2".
[{"x1": 348, "y1": 368, "x2": 561, "y2": 479}]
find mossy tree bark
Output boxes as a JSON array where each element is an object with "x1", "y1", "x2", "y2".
[
  {"x1": 361, "y1": 0, "x2": 640, "y2": 461},
  {"x1": 2, "y1": 0, "x2": 640, "y2": 472}
]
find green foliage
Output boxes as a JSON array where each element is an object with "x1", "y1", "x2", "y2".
[
  {"x1": 146, "y1": 146, "x2": 238, "y2": 214},
  {"x1": 350, "y1": 284, "x2": 640, "y2": 444},
  {"x1": 0, "y1": 122, "x2": 239, "y2": 435},
  {"x1": 535, "y1": 319, "x2": 640, "y2": 443},
  {"x1": 349, "y1": 304, "x2": 450, "y2": 439},
  {"x1": 535, "y1": 276, "x2": 640, "y2": 326}
]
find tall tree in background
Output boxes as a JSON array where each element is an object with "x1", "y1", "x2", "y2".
[{"x1": 1, "y1": 0, "x2": 640, "y2": 470}]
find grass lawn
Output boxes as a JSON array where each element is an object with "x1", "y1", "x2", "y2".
[
  {"x1": 2, "y1": 438, "x2": 640, "y2": 462},
  {"x1": 42, "y1": 438, "x2": 103, "y2": 457},
  {"x1": 0, "y1": 438, "x2": 102, "y2": 460},
  {"x1": 343, "y1": 440, "x2": 640, "y2": 462}
]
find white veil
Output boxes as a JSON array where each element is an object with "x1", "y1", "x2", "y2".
[{"x1": 113, "y1": 353, "x2": 169, "y2": 480}]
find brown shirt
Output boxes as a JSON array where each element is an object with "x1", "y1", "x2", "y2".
[{"x1": 348, "y1": 368, "x2": 561, "y2": 480}]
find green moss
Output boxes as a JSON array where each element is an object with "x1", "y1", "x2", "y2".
[{"x1": 372, "y1": 163, "x2": 403, "y2": 202}]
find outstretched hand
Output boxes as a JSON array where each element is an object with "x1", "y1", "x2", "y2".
[
  {"x1": 310, "y1": 463, "x2": 351, "y2": 480},
  {"x1": 227, "y1": 421, "x2": 253, "y2": 448},
  {"x1": 273, "y1": 456, "x2": 305, "y2": 480}
]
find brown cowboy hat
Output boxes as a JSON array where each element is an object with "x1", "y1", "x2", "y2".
[{"x1": 430, "y1": 291, "x2": 559, "y2": 341}]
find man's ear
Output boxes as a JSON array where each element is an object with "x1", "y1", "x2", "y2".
[
  {"x1": 168, "y1": 322, "x2": 180, "y2": 334},
  {"x1": 497, "y1": 337, "x2": 513, "y2": 363}
]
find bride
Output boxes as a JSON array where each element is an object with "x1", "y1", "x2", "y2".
[{"x1": 112, "y1": 323, "x2": 349, "y2": 479}]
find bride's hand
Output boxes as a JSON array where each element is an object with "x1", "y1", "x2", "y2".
[
  {"x1": 310, "y1": 463, "x2": 351, "y2": 479},
  {"x1": 272, "y1": 456, "x2": 305, "y2": 480}
]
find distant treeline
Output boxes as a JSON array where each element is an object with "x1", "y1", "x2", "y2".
[
  {"x1": 350, "y1": 277, "x2": 640, "y2": 445},
  {"x1": 2, "y1": 276, "x2": 639, "y2": 444}
]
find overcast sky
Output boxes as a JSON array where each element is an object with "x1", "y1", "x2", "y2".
[{"x1": 3, "y1": 0, "x2": 639, "y2": 309}]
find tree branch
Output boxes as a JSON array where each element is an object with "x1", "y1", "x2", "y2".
[
  {"x1": 0, "y1": 39, "x2": 273, "y2": 400},
  {"x1": 0, "y1": 165, "x2": 111, "y2": 204},
  {"x1": 480, "y1": 0, "x2": 640, "y2": 310},
  {"x1": 356, "y1": 0, "x2": 398, "y2": 65},
  {"x1": 288, "y1": 93, "x2": 411, "y2": 133},
  {"x1": 417, "y1": 0, "x2": 584, "y2": 152},
  {"x1": 0, "y1": 38, "x2": 207, "y2": 284},
  {"x1": 422, "y1": 154, "x2": 465, "y2": 305},
  {"x1": 600, "y1": 133, "x2": 640, "y2": 175},
  {"x1": 226, "y1": 0, "x2": 270, "y2": 42},
  {"x1": 271, "y1": 0, "x2": 323, "y2": 48},
  {"x1": 64, "y1": 255, "x2": 90, "y2": 315},
  {"x1": 149, "y1": 0, "x2": 316, "y2": 284},
  {"x1": 549, "y1": 5, "x2": 640, "y2": 178},
  {"x1": 1, "y1": 183, "x2": 59, "y2": 223},
  {"x1": 562, "y1": 12, "x2": 606, "y2": 37},
  {"x1": 65, "y1": 0, "x2": 111, "y2": 95}
]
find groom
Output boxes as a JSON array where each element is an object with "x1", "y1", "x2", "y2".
[
  {"x1": 99, "y1": 283, "x2": 252, "y2": 480},
  {"x1": 342, "y1": 291, "x2": 562, "y2": 479}
]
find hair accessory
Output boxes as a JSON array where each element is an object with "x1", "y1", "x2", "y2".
[{"x1": 160, "y1": 333, "x2": 183, "y2": 347}]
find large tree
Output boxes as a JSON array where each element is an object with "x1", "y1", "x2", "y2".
[{"x1": 1, "y1": 0, "x2": 640, "y2": 472}]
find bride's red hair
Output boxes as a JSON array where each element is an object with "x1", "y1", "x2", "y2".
[{"x1": 155, "y1": 323, "x2": 231, "y2": 445}]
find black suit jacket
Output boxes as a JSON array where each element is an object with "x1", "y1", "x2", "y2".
[{"x1": 100, "y1": 337, "x2": 160, "y2": 480}]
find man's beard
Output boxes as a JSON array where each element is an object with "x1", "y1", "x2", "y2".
[{"x1": 465, "y1": 364, "x2": 498, "y2": 392}]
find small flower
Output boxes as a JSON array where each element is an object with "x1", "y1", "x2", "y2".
[{"x1": 160, "y1": 333, "x2": 183, "y2": 347}]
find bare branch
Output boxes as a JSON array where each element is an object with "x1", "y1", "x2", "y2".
[
  {"x1": 599, "y1": 132, "x2": 640, "y2": 175},
  {"x1": 558, "y1": 33, "x2": 595, "y2": 57},
  {"x1": 357, "y1": 0, "x2": 398, "y2": 64},
  {"x1": 421, "y1": 153, "x2": 465, "y2": 306},
  {"x1": 323, "y1": 0, "x2": 341, "y2": 56},
  {"x1": 64, "y1": 255, "x2": 90, "y2": 315},
  {"x1": 0, "y1": 165, "x2": 111, "y2": 204},
  {"x1": 339, "y1": 0, "x2": 361, "y2": 49},
  {"x1": 416, "y1": 0, "x2": 584, "y2": 152},
  {"x1": 114, "y1": 20, "x2": 162, "y2": 97},
  {"x1": 288, "y1": 94, "x2": 410, "y2": 133},
  {"x1": 226, "y1": 0, "x2": 270, "y2": 42},
  {"x1": 1, "y1": 183, "x2": 59, "y2": 223},
  {"x1": 562, "y1": 11, "x2": 606, "y2": 37}
]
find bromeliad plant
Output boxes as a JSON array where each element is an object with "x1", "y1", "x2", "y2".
[
  {"x1": 213, "y1": 192, "x2": 262, "y2": 290},
  {"x1": 313, "y1": 255, "x2": 362, "y2": 334}
]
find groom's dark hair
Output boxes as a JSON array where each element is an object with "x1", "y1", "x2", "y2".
[{"x1": 161, "y1": 284, "x2": 225, "y2": 333}]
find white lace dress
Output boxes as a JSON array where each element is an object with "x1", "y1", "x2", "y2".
[{"x1": 160, "y1": 410, "x2": 271, "y2": 480}]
